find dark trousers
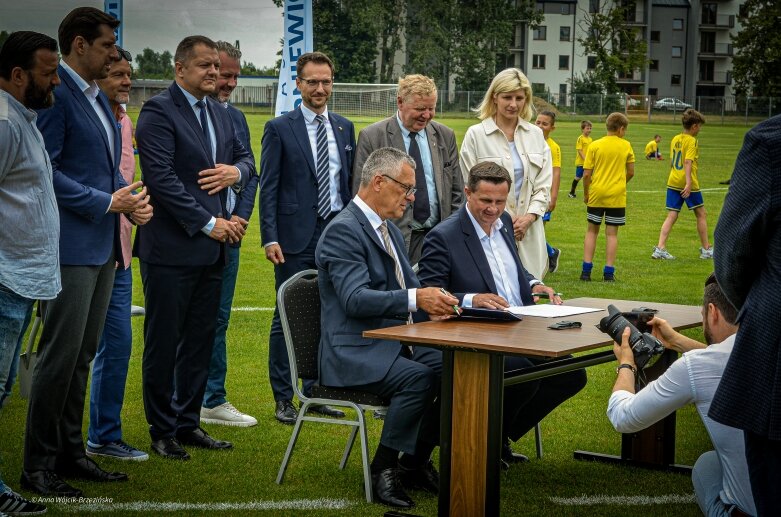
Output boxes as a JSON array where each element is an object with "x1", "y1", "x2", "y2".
[
  {"x1": 140, "y1": 260, "x2": 223, "y2": 440},
  {"x1": 268, "y1": 216, "x2": 332, "y2": 401},
  {"x1": 24, "y1": 261, "x2": 115, "y2": 471},
  {"x1": 353, "y1": 346, "x2": 442, "y2": 456},
  {"x1": 408, "y1": 228, "x2": 431, "y2": 266},
  {"x1": 745, "y1": 430, "x2": 781, "y2": 516},
  {"x1": 503, "y1": 355, "x2": 587, "y2": 442}
]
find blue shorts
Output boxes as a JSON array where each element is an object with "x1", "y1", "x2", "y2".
[
  {"x1": 666, "y1": 188, "x2": 704, "y2": 211},
  {"x1": 542, "y1": 211, "x2": 551, "y2": 222},
  {"x1": 575, "y1": 166, "x2": 584, "y2": 179}
]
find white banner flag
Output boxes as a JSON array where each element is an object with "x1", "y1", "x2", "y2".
[{"x1": 275, "y1": 0, "x2": 313, "y2": 116}]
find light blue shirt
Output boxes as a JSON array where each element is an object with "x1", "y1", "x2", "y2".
[
  {"x1": 508, "y1": 141, "x2": 524, "y2": 200},
  {"x1": 0, "y1": 90, "x2": 61, "y2": 299},
  {"x1": 353, "y1": 195, "x2": 417, "y2": 312},
  {"x1": 301, "y1": 104, "x2": 344, "y2": 213},
  {"x1": 395, "y1": 114, "x2": 439, "y2": 229}
]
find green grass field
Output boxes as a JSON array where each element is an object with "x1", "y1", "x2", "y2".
[{"x1": 0, "y1": 113, "x2": 751, "y2": 516}]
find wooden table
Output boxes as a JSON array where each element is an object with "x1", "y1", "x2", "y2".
[{"x1": 364, "y1": 297, "x2": 702, "y2": 517}]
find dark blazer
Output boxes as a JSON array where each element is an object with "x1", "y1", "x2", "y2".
[
  {"x1": 710, "y1": 114, "x2": 781, "y2": 440},
  {"x1": 353, "y1": 117, "x2": 464, "y2": 247},
  {"x1": 225, "y1": 103, "x2": 259, "y2": 247},
  {"x1": 134, "y1": 83, "x2": 254, "y2": 266},
  {"x1": 260, "y1": 107, "x2": 355, "y2": 254},
  {"x1": 316, "y1": 201, "x2": 418, "y2": 387},
  {"x1": 36, "y1": 64, "x2": 124, "y2": 266},
  {"x1": 417, "y1": 207, "x2": 535, "y2": 305}
]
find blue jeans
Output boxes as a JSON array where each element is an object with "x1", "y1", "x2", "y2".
[
  {"x1": 692, "y1": 450, "x2": 743, "y2": 517},
  {"x1": 0, "y1": 299, "x2": 32, "y2": 408},
  {"x1": 88, "y1": 266, "x2": 132, "y2": 445},
  {"x1": 203, "y1": 245, "x2": 240, "y2": 409},
  {"x1": 0, "y1": 283, "x2": 35, "y2": 493}
]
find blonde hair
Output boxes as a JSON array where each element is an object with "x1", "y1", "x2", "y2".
[
  {"x1": 397, "y1": 74, "x2": 437, "y2": 103},
  {"x1": 476, "y1": 68, "x2": 534, "y2": 121}
]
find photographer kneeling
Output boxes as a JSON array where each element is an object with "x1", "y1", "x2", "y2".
[{"x1": 607, "y1": 273, "x2": 755, "y2": 517}]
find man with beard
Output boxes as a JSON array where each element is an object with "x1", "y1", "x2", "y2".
[
  {"x1": 0, "y1": 30, "x2": 60, "y2": 516},
  {"x1": 260, "y1": 51, "x2": 354, "y2": 424},
  {"x1": 22, "y1": 7, "x2": 152, "y2": 497},
  {"x1": 199, "y1": 40, "x2": 259, "y2": 428},
  {"x1": 85, "y1": 46, "x2": 149, "y2": 462},
  {"x1": 606, "y1": 273, "x2": 755, "y2": 516}
]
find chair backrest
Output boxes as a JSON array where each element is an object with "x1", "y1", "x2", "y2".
[{"x1": 277, "y1": 270, "x2": 321, "y2": 392}]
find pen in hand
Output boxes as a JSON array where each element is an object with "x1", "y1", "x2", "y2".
[
  {"x1": 535, "y1": 292, "x2": 563, "y2": 299},
  {"x1": 439, "y1": 288, "x2": 461, "y2": 316}
]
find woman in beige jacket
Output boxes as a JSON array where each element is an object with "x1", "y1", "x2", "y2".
[{"x1": 460, "y1": 68, "x2": 553, "y2": 279}]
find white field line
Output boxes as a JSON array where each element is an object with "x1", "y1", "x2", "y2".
[
  {"x1": 62, "y1": 498, "x2": 353, "y2": 513},
  {"x1": 231, "y1": 306, "x2": 275, "y2": 311},
  {"x1": 549, "y1": 493, "x2": 696, "y2": 506}
]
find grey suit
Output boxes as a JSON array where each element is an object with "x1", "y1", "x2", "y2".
[
  {"x1": 315, "y1": 201, "x2": 440, "y2": 454},
  {"x1": 353, "y1": 116, "x2": 464, "y2": 262}
]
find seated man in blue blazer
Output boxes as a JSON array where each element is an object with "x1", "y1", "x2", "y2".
[
  {"x1": 316, "y1": 147, "x2": 459, "y2": 509},
  {"x1": 418, "y1": 161, "x2": 587, "y2": 465}
]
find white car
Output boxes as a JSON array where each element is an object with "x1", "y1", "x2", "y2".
[{"x1": 654, "y1": 98, "x2": 692, "y2": 111}]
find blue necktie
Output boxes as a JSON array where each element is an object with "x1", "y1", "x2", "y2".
[
  {"x1": 315, "y1": 114, "x2": 331, "y2": 219},
  {"x1": 408, "y1": 131, "x2": 430, "y2": 223},
  {"x1": 195, "y1": 100, "x2": 213, "y2": 162}
]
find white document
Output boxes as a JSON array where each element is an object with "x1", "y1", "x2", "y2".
[{"x1": 506, "y1": 304, "x2": 604, "y2": 318}]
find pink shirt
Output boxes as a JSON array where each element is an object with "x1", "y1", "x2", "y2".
[{"x1": 118, "y1": 107, "x2": 134, "y2": 269}]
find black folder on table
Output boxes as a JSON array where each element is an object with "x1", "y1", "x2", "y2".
[{"x1": 458, "y1": 307, "x2": 523, "y2": 321}]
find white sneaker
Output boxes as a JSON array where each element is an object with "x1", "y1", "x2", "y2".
[
  {"x1": 652, "y1": 247, "x2": 675, "y2": 260},
  {"x1": 200, "y1": 402, "x2": 258, "y2": 427},
  {"x1": 700, "y1": 246, "x2": 714, "y2": 259}
]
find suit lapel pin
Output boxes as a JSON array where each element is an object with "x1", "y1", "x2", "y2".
[
  {"x1": 338, "y1": 126, "x2": 343, "y2": 131},
  {"x1": 344, "y1": 144, "x2": 352, "y2": 151}
]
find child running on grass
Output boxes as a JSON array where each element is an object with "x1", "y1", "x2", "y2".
[
  {"x1": 652, "y1": 109, "x2": 713, "y2": 260},
  {"x1": 535, "y1": 110, "x2": 562, "y2": 273},
  {"x1": 581, "y1": 113, "x2": 635, "y2": 282},
  {"x1": 568, "y1": 120, "x2": 592, "y2": 198}
]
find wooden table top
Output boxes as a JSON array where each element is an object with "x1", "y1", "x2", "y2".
[{"x1": 364, "y1": 297, "x2": 703, "y2": 358}]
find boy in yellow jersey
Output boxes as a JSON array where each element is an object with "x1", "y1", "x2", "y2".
[
  {"x1": 581, "y1": 113, "x2": 635, "y2": 282},
  {"x1": 652, "y1": 109, "x2": 712, "y2": 260},
  {"x1": 645, "y1": 135, "x2": 663, "y2": 160},
  {"x1": 568, "y1": 120, "x2": 592, "y2": 198},
  {"x1": 535, "y1": 111, "x2": 562, "y2": 273}
]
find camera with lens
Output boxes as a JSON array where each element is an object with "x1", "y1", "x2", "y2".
[{"x1": 597, "y1": 305, "x2": 664, "y2": 369}]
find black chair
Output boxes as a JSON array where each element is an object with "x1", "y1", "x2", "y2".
[{"x1": 275, "y1": 269, "x2": 389, "y2": 502}]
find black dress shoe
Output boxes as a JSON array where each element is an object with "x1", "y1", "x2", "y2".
[
  {"x1": 20, "y1": 470, "x2": 83, "y2": 497},
  {"x1": 275, "y1": 400, "x2": 298, "y2": 425},
  {"x1": 371, "y1": 468, "x2": 414, "y2": 509},
  {"x1": 398, "y1": 459, "x2": 439, "y2": 494},
  {"x1": 501, "y1": 440, "x2": 530, "y2": 465},
  {"x1": 151, "y1": 438, "x2": 191, "y2": 460},
  {"x1": 306, "y1": 403, "x2": 346, "y2": 418},
  {"x1": 177, "y1": 427, "x2": 232, "y2": 449},
  {"x1": 57, "y1": 457, "x2": 128, "y2": 482}
]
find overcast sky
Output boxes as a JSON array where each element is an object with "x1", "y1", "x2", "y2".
[{"x1": 0, "y1": 0, "x2": 284, "y2": 69}]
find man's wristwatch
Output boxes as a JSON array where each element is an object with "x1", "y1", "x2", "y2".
[{"x1": 616, "y1": 363, "x2": 637, "y2": 376}]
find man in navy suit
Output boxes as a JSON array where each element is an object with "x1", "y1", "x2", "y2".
[
  {"x1": 317, "y1": 147, "x2": 459, "y2": 509},
  {"x1": 260, "y1": 51, "x2": 353, "y2": 424},
  {"x1": 417, "y1": 161, "x2": 586, "y2": 465},
  {"x1": 198, "y1": 40, "x2": 259, "y2": 428},
  {"x1": 135, "y1": 35, "x2": 254, "y2": 460},
  {"x1": 22, "y1": 7, "x2": 152, "y2": 497}
]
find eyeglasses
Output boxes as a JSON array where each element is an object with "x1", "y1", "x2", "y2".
[
  {"x1": 382, "y1": 174, "x2": 417, "y2": 196},
  {"x1": 300, "y1": 78, "x2": 333, "y2": 88},
  {"x1": 115, "y1": 45, "x2": 132, "y2": 63}
]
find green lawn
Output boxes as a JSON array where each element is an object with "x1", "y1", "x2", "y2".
[{"x1": 0, "y1": 113, "x2": 750, "y2": 516}]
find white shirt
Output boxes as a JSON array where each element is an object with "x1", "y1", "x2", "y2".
[
  {"x1": 508, "y1": 141, "x2": 524, "y2": 200},
  {"x1": 301, "y1": 104, "x2": 344, "y2": 213},
  {"x1": 353, "y1": 195, "x2": 417, "y2": 312},
  {"x1": 607, "y1": 334, "x2": 755, "y2": 516}
]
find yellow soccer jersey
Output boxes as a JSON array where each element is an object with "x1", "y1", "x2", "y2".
[
  {"x1": 547, "y1": 137, "x2": 561, "y2": 168},
  {"x1": 575, "y1": 134, "x2": 592, "y2": 166},
  {"x1": 667, "y1": 133, "x2": 700, "y2": 191},
  {"x1": 644, "y1": 140, "x2": 658, "y2": 156},
  {"x1": 583, "y1": 135, "x2": 635, "y2": 208}
]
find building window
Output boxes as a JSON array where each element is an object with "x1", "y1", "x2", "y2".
[
  {"x1": 533, "y1": 26, "x2": 547, "y2": 40},
  {"x1": 589, "y1": 0, "x2": 600, "y2": 13},
  {"x1": 587, "y1": 56, "x2": 596, "y2": 69},
  {"x1": 649, "y1": 59, "x2": 659, "y2": 71},
  {"x1": 560, "y1": 26, "x2": 570, "y2": 41},
  {"x1": 649, "y1": 87, "x2": 658, "y2": 96},
  {"x1": 560, "y1": 4, "x2": 571, "y2": 15},
  {"x1": 672, "y1": 46, "x2": 682, "y2": 58},
  {"x1": 671, "y1": 74, "x2": 681, "y2": 85},
  {"x1": 559, "y1": 83, "x2": 567, "y2": 99},
  {"x1": 532, "y1": 54, "x2": 546, "y2": 69},
  {"x1": 650, "y1": 31, "x2": 660, "y2": 43},
  {"x1": 532, "y1": 83, "x2": 547, "y2": 95},
  {"x1": 559, "y1": 55, "x2": 570, "y2": 70},
  {"x1": 673, "y1": 18, "x2": 684, "y2": 30}
]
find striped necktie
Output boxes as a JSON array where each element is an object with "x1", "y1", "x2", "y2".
[
  {"x1": 380, "y1": 221, "x2": 414, "y2": 333},
  {"x1": 315, "y1": 114, "x2": 331, "y2": 219}
]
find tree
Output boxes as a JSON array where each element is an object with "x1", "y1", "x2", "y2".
[
  {"x1": 241, "y1": 61, "x2": 278, "y2": 76},
  {"x1": 0, "y1": 30, "x2": 9, "y2": 51},
  {"x1": 731, "y1": 0, "x2": 781, "y2": 97},
  {"x1": 134, "y1": 48, "x2": 174, "y2": 79},
  {"x1": 577, "y1": 2, "x2": 648, "y2": 94},
  {"x1": 569, "y1": 71, "x2": 622, "y2": 114}
]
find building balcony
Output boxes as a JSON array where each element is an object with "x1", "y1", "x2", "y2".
[
  {"x1": 697, "y1": 71, "x2": 732, "y2": 85},
  {"x1": 700, "y1": 14, "x2": 734, "y2": 29},
  {"x1": 699, "y1": 43, "x2": 733, "y2": 57},
  {"x1": 624, "y1": 13, "x2": 647, "y2": 26}
]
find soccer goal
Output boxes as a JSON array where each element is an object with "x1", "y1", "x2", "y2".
[{"x1": 329, "y1": 83, "x2": 398, "y2": 119}]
